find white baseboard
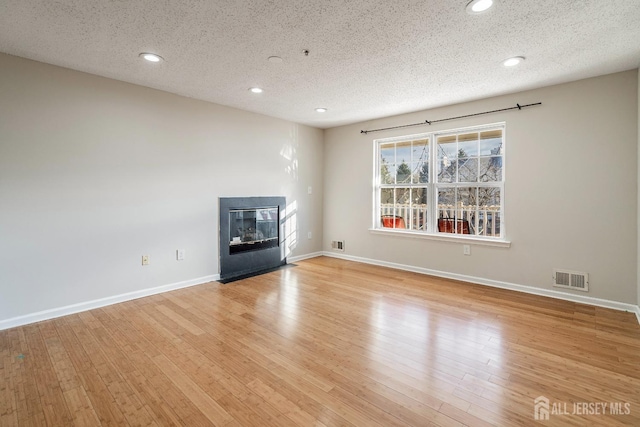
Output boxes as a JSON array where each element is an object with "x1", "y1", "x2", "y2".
[
  {"x1": 0, "y1": 274, "x2": 219, "y2": 331},
  {"x1": 3, "y1": 251, "x2": 638, "y2": 331},
  {"x1": 321, "y1": 251, "x2": 640, "y2": 322},
  {"x1": 288, "y1": 251, "x2": 324, "y2": 263}
]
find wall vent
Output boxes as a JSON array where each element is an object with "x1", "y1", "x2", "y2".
[
  {"x1": 331, "y1": 240, "x2": 345, "y2": 252},
  {"x1": 553, "y1": 269, "x2": 589, "y2": 292}
]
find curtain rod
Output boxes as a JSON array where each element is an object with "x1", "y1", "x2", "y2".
[{"x1": 360, "y1": 102, "x2": 542, "y2": 135}]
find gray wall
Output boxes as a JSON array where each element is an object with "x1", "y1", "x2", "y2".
[
  {"x1": 0, "y1": 53, "x2": 324, "y2": 322},
  {"x1": 323, "y1": 70, "x2": 639, "y2": 304}
]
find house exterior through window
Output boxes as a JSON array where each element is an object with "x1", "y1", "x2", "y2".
[{"x1": 375, "y1": 123, "x2": 505, "y2": 239}]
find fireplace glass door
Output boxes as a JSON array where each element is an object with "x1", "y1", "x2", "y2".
[{"x1": 229, "y1": 207, "x2": 279, "y2": 254}]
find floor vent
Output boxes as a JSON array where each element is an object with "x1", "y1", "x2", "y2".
[
  {"x1": 553, "y1": 269, "x2": 589, "y2": 292},
  {"x1": 331, "y1": 240, "x2": 345, "y2": 251}
]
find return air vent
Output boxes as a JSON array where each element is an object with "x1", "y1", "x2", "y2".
[
  {"x1": 553, "y1": 269, "x2": 589, "y2": 292},
  {"x1": 331, "y1": 240, "x2": 345, "y2": 252}
]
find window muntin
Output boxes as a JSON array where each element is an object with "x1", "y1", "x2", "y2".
[{"x1": 375, "y1": 124, "x2": 504, "y2": 239}]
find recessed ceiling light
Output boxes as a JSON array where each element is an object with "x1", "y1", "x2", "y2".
[
  {"x1": 268, "y1": 56, "x2": 283, "y2": 63},
  {"x1": 315, "y1": 108, "x2": 327, "y2": 113},
  {"x1": 466, "y1": 0, "x2": 494, "y2": 14},
  {"x1": 249, "y1": 87, "x2": 263, "y2": 94},
  {"x1": 503, "y1": 56, "x2": 525, "y2": 67},
  {"x1": 139, "y1": 53, "x2": 163, "y2": 63}
]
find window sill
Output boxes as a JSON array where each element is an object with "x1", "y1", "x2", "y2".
[{"x1": 368, "y1": 228, "x2": 511, "y2": 248}]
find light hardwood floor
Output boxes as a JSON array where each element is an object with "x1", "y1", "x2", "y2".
[{"x1": 1, "y1": 256, "x2": 639, "y2": 426}]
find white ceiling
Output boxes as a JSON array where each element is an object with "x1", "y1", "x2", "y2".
[{"x1": 1, "y1": 0, "x2": 639, "y2": 129}]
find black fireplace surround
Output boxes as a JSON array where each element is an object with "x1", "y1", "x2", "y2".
[{"x1": 219, "y1": 196, "x2": 286, "y2": 282}]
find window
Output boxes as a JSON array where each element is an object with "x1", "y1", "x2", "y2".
[{"x1": 375, "y1": 123, "x2": 505, "y2": 239}]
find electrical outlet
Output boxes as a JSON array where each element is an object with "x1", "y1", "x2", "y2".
[
  {"x1": 307, "y1": 231, "x2": 312, "y2": 239},
  {"x1": 142, "y1": 255, "x2": 150, "y2": 265},
  {"x1": 463, "y1": 245, "x2": 471, "y2": 256},
  {"x1": 176, "y1": 249, "x2": 185, "y2": 261}
]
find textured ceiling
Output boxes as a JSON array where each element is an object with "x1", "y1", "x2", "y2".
[{"x1": 1, "y1": 0, "x2": 639, "y2": 128}]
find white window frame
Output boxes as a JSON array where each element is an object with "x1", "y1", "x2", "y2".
[{"x1": 371, "y1": 122, "x2": 510, "y2": 247}]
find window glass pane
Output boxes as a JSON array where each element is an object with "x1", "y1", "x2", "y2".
[
  {"x1": 411, "y1": 139, "x2": 429, "y2": 163},
  {"x1": 458, "y1": 187, "x2": 478, "y2": 234},
  {"x1": 411, "y1": 188, "x2": 428, "y2": 230},
  {"x1": 458, "y1": 132, "x2": 478, "y2": 142},
  {"x1": 388, "y1": 188, "x2": 409, "y2": 229},
  {"x1": 437, "y1": 135, "x2": 456, "y2": 183},
  {"x1": 480, "y1": 129, "x2": 502, "y2": 140},
  {"x1": 458, "y1": 158, "x2": 478, "y2": 183},
  {"x1": 396, "y1": 162, "x2": 412, "y2": 184},
  {"x1": 380, "y1": 143, "x2": 395, "y2": 184},
  {"x1": 458, "y1": 133, "x2": 478, "y2": 158},
  {"x1": 409, "y1": 163, "x2": 419, "y2": 184},
  {"x1": 380, "y1": 189, "x2": 395, "y2": 228},
  {"x1": 396, "y1": 141, "x2": 411, "y2": 164},
  {"x1": 414, "y1": 162, "x2": 429, "y2": 183},
  {"x1": 380, "y1": 188, "x2": 394, "y2": 205},
  {"x1": 437, "y1": 188, "x2": 455, "y2": 214},
  {"x1": 395, "y1": 187, "x2": 410, "y2": 205},
  {"x1": 380, "y1": 143, "x2": 395, "y2": 163},
  {"x1": 480, "y1": 130, "x2": 503, "y2": 156},
  {"x1": 477, "y1": 188, "x2": 501, "y2": 237},
  {"x1": 381, "y1": 214, "x2": 406, "y2": 228},
  {"x1": 381, "y1": 161, "x2": 395, "y2": 184},
  {"x1": 479, "y1": 157, "x2": 502, "y2": 182},
  {"x1": 490, "y1": 211, "x2": 501, "y2": 237},
  {"x1": 437, "y1": 135, "x2": 457, "y2": 160},
  {"x1": 437, "y1": 157, "x2": 456, "y2": 183},
  {"x1": 478, "y1": 186, "x2": 500, "y2": 206},
  {"x1": 437, "y1": 188, "x2": 456, "y2": 234}
]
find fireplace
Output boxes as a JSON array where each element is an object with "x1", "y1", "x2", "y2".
[{"x1": 219, "y1": 196, "x2": 286, "y2": 282}]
